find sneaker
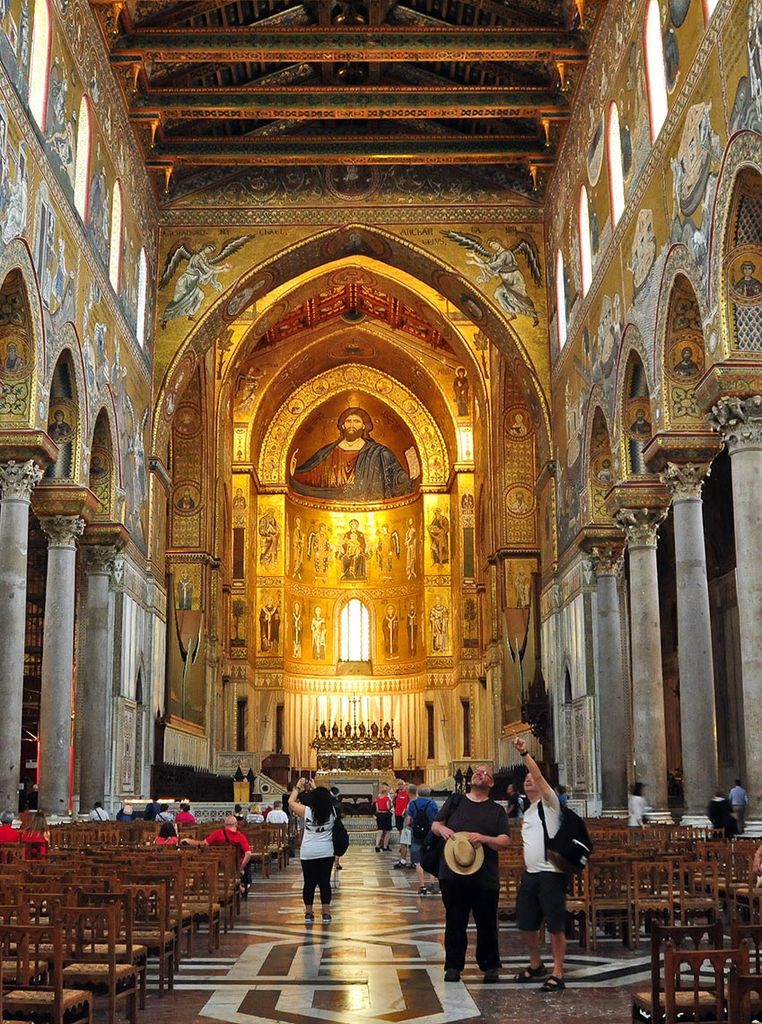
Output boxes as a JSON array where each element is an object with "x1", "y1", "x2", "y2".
[
  {"x1": 444, "y1": 969, "x2": 461, "y2": 982},
  {"x1": 484, "y1": 970, "x2": 500, "y2": 984},
  {"x1": 393, "y1": 861, "x2": 405, "y2": 869},
  {"x1": 304, "y1": 912, "x2": 314, "y2": 923},
  {"x1": 418, "y1": 886, "x2": 429, "y2": 896},
  {"x1": 322, "y1": 913, "x2": 332, "y2": 923}
]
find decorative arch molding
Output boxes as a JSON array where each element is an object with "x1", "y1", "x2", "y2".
[
  {"x1": 258, "y1": 363, "x2": 448, "y2": 490},
  {"x1": 652, "y1": 251, "x2": 709, "y2": 430},
  {"x1": 582, "y1": 392, "x2": 615, "y2": 525},
  {"x1": 613, "y1": 327, "x2": 654, "y2": 479},
  {"x1": 88, "y1": 401, "x2": 121, "y2": 519},
  {"x1": 0, "y1": 238, "x2": 46, "y2": 428},
  {"x1": 707, "y1": 131, "x2": 762, "y2": 317},
  {"x1": 45, "y1": 344, "x2": 85, "y2": 483},
  {"x1": 152, "y1": 224, "x2": 551, "y2": 463}
]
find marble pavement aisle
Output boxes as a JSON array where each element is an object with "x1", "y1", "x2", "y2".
[{"x1": 139, "y1": 849, "x2": 643, "y2": 1024}]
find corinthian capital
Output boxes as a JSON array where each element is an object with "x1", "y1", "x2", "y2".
[
  {"x1": 83, "y1": 545, "x2": 118, "y2": 575},
  {"x1": 0, "y1": 460, "x2": 44, "y2": 502},
  {"x1": 661, "y1": 461, "x2": 711, "y2": 502},
  {"x1": 710, "y1": 395, "x2": 762, "y2": 453},
  {"x1": 589, "y1": 544, "x2": 624, "y2": 577},
  {"x1": 39, "y1": 515, "x2": 86, "y2": 548},
  {"x1": 614, "y1": 507, "x2": 668, "y2": 549}
]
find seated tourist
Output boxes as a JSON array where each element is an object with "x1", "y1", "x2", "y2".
[
  {"x1": 21, "y1": 811, "x2": 49, "y2": 861},
  {"x1": 175, "y1": 802, "x2": 196, "y2": 824},
  {"x1": 0, "y1": 810, "x2": 20, "y2": 842},
  {"x1": 115, "y1": 803, "x2": 135, "y2": 821},
  {"x1": 265, "y1": 804, "x2": 289, "y2": 825},
  {"x1": 88, "y1": 801, "x2": 110, "y2": 821},
  {"x1": 155, "y1": 821, "x2": 179, "y2": 846},
  {"x1": 233, "y1": 803, "x2": 246, "y2": 823},
  {"x1": 183, "y1": 815, "x2": 252, "y2": 894},
  {"x1": 156, "y1": 803, "x2": 175, "y2": 822},
  {"x1": 246, "y1": 805, "x2": 265, "y2": 824}
]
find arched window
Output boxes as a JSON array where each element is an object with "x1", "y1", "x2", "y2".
[
  {"x1": 136, "y1": 248, "x2": 148, "y2": 347},
  {"x1": 578, "y1": 185, "x2": 592, "y2": 296},
  {"x1": 28, "y1": 0, "x2": 51, "y2": 130},
  {"x1": 644, "y1": 0, "x2": 668, "y2": 141},
  {"x1": 607, "y1": 101, "x2": 625, "y2": 228},
  {"x1": 555, "y1": 249, "x2": 567, "y2": 349},
  {"x1": 108, "y1": 182, "x2": 122, "y2": 289},
  {"x1": 73, "y1": 96, "x2": 91, "y2": 218},
  {"x1": 340, "y1": 599, "x2": 370, "y2": 662}
]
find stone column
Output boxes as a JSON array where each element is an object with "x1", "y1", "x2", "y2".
[
  {"x1": 711, "y1": 397, "x2": 762, "y2": 828},
  {"x1": 615, "y1": 507, "x2": 671, "y2": 819},
  {"x1": 0, "y1": 460, "x2": 44, "y2": 810},
  {"x1": 590, "y1": 545, "x2": 628, "y2": 813},
  {"x1": 661, "y1": 462, "x2": 717, "y2": 825},
  {"x1": 38, "y1": 515, "x2": 85, "y2": 816},
  {"x1": 78, "y1": 546, "x2": 117, "y2": 812}
]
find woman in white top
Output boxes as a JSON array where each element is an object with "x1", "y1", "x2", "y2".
[
  {"x1": 288, "y1": 779, "x2": 336, "y2": 923},
  {"x1": 628, "y1": 782, "x2": 648, "y2": 828}
]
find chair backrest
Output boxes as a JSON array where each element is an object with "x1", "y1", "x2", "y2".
[
  {"x1": 645, "y1": 921, "x2": 725, "y2": 1011},
  {"x1": 76, "y1": 889, "x2": 134, "y2": 958},
  {"x1": 730, "y1": 923, "x2": 762, "y2": 972},
  {"x1": 56, "y1": 904, "x2": 118, "y2": 968},
  {"x1": 663, "y1": 944, "x2": 749, "y2": 1024},
  {"x1": 0, "y1": 922, "x2": 65, "y2": 1016},
  {"x1": 728, "y1": 969, "x2": 762, "y2": 1024},
  {"x1": 589, "y1": 860, "x2": 631, "y2": 900}
]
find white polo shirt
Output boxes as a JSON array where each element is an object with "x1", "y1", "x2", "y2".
[{"x1": 521, "y1": 790, "x2": 563, "y2": 874}]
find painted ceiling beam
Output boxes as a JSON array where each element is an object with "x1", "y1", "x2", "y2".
[
  {"x1": 145, "y1": 135, "x2": 557, "y2": 166},
  {"x1": 132, "y1": 86, "x2": 569, "y2": 119},
  {"x1": 114, "y1": 27, "x2": 587, "y2": 63}
]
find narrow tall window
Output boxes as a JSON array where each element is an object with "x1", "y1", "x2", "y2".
[
  {"x1": 73, "y1": 96, "x2": 91, "y2": 218},
  {"x1": 607, "y1": 101, "x2": 625, "y2": 228},
  {"x1": 236, "y1": 698, "x2": 247, "y2": 751},
  {"x1": 275, "y1": 704, "x2": 284, "y2": 754},
  {"x1": 461, "y1": 700, "x2": 471, "y2": 758},
  {"x1": 108, "y1": 182, "x2": 122, "y2": 290},
  {"x1": 426, "y1": 703, "x2": 435, "y2": 760},
  {"x1": 578, "y1": 185, "x2": 592, "y2": 296},
  {"x1": 28, "y1": 0, "x2": 51, "y2": 130},
  {"x1": 136, "y1": 248, "x2": 148, "y2": 347},
  {"x1": 555, "y1": 249, "x2": 567, "y2": 349},
  {"x1": 340, "y1": 598, "x2": 370, "y2": 661},
  {"x1": 644, "y1": 0, "x2": 668, "y2": 141}
]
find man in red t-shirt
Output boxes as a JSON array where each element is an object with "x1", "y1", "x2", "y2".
[
  {"x1": 0, "y1": 811, "x2": 20, "y2": 843},
  {"x1": 184, "y1": 815, "x2": 252, "y2": 871}
]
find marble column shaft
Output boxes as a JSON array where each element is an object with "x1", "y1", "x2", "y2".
[
  {"x1": 615, "y1": 507, "x2": 670, "y2": 813},
  {"x1": 662, "y1": 462, "x2": 717, "y2": 820},
  {"x1": 591, "y1": 547, "x2": 628, "y2": 811},
  {"x1": 0, "y1": 461, "x2": 44, "y2": 810},
  {"x1": 711, "y1": 397, "x2": 762, "y2": 821},
  {"x1": 38, "y1": 515, "x2": 85, "y2": 815},
  {"x1": 78, "y1": 547, "x2": 116, "y2": 811}
]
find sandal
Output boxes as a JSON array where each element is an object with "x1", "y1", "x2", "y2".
[
  {"x1": 515, "y1": 963, "x2": 548, "y2": 983},
  {"x1": 540, "y1": 976, "x2": 565, "y2": 992}
]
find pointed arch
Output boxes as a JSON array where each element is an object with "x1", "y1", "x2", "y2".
[
  {"x1": 720, "y1": 165, "x2": 762, "y2": 355},
  {"x1": 28, "y1": 0, "x2": 51, "y2": 130},
  {"x1": 607, "y1": 101, "x2": 625, "y2": 228},
  {"x1": 586, "y1": 402, "x2": 616, "y2": 524},
  {"x1": 45, "y1": 348, "x2": 82, "y2": 481},
  {"x1": 619, "y1": 348, "x2": 653, "y2": 477},
  {"x1": 88, "y1": 405, "x2": 118, "y2": 519},
  {"x1": 644, "y1": 0, "x2": 668, "y2": 142},
  {"x1": 0, "y1": 265, "x2": 38, "y2": 427},
  {"x1": 73, "y1": 96, "x2": 91, "y2": 220},
  {"x1": 339, "y1": 597, "x2": 371, "y2": 662}
]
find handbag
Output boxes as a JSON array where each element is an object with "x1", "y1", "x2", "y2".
[
  {"x1": 400, "y1": 826, "x2": 412, "y2": 846},
  {"x1": 332, "y1": 815, "x2": 350, "y2": 857}
]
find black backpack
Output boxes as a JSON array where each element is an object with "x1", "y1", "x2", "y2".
[
  {"x1": 537, "y1": 800, "x2": 593, "y2": 873},
  {"x1": 411, "y1": 799, "x2": 435, "y2": 843}
]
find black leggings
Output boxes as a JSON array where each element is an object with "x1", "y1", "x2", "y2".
[{"x1": 301, "y1": 856, "x2": 334, "y2": 906}]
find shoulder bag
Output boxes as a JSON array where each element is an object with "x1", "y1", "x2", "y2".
[
  {"x1": 420, "y1": 793, "x2": 462, "y2": 875},
  {"x1": 332, "y1": 813, "x2": 350, "y2": 857}
]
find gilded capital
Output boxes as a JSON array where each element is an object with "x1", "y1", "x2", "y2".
[
  {"x1": 661, "y1": 461, "x2": 711, "y2": 503},
  {"x1": 0, "y1": 460, "x2": 44, "y2": 502},
  {"x1": 589, "y1": 544, "x2": 624, "y2": 577},
  {"x1": 710, "y1": 396, "x2": 762, "y2": 454},
  {"x1": 39, "y1": 515, "x2": 86, "y2": 548},
  {"x1": 614, "y1": 507, "x2": 668, "y2": 549}
]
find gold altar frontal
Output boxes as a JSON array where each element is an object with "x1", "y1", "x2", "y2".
[{"x1": 311, "y1": 718, "x2": 401, "y2": 777}]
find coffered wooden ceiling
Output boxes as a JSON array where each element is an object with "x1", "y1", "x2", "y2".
[{"x1": 93, "y1": 0, "x2": 604, "y2": 194}]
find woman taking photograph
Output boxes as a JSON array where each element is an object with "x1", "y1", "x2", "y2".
[
  {"x1": 288, "y1": 779, "x2": 336, "y2": 923},
  {"x1": 374, "y1": 783, "x2": 393, "y2": 852}
]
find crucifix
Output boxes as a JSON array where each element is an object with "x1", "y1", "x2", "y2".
[{"x1": 349, "y1": 696, "x2": 360, "y2": 735}]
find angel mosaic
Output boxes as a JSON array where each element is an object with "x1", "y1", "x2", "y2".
[
  {"x1": 443, "y1": 231, "x2": 542, "y2": 325},
  {"x1": 159, "y1": 236, "x2": 252, "y2": 327}
]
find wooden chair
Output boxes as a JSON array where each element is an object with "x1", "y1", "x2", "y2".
[
  {"x1": 632, "y1": 921, "x2": 724, "y2": 1022},
  {"x1": 632, "y1": 860, "x2": 678, "y2": 946},
  {"x1": 663, "y1": 944, "x2": 749, "y2": 1024},
  {"x1": 676, "y1": 860, "x2": 720, "y2": 926},
  {"x1": 57, "y1": 905, "x2": 138, "y2": 1024},
  {"x1": 588, "y1": 860, "x2": 632, "y2": 950},
  {"x1": 179, "y1": 861, "x2": 221, "y2": 956},
  {"x1": 121, "y1": 884, "x2": 174, "y2": 996},
  {"x1": 76, "y1": 891, "x2": 147, "y2": 1012},
  {"x1": 564, "y1": 868, "x2": 591, "y2": 947},
  {"x1": 0, "y1": 923, "x2": 92, "y2": 1024},
  {"x1": 728, "y1": 969, "x2": 762, "y2": 1024}
]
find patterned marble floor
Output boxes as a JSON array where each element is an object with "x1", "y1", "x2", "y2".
[{"x1": 144, "y1": 849, "x2": 642, "y2": 1024}]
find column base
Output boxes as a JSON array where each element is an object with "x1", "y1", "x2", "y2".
[
  {"x1": 736, "y1": 819, "x2": 762, "y2": 838},
  {"x1": 680, "y1": 814, "x2": 712, "y2": 828},
  {"x1": 645, "y1": 810, "x2": 675, "y2": 824}
]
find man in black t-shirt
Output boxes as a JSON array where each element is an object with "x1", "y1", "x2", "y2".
[{"x1": 431, "y1": 764, "x2": 510, "y2": 984}]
